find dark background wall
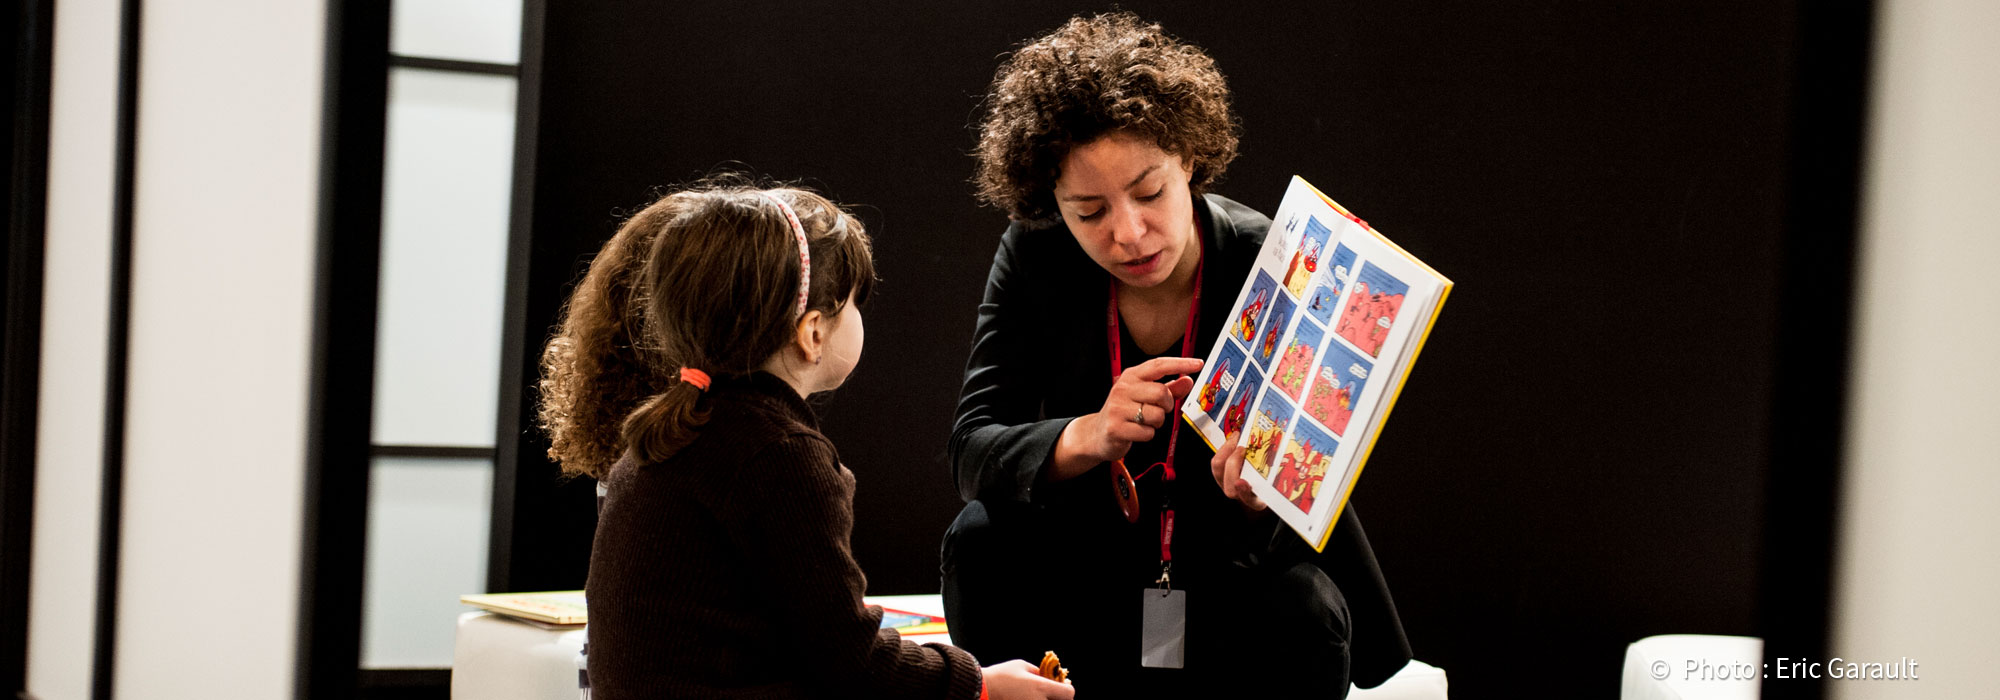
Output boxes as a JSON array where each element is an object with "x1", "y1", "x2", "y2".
[{"x1": 509, "y1": 2, "x2": 1805, "y2": 696}]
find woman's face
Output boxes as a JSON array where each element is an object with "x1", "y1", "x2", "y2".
[{"x1": 1052, "y1": 132, "x2": 1197, "y2": 289}]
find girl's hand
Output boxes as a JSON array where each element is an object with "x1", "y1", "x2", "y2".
[
  {"x1": 982, "y1": 659, "x2": 1076, "y2": 700},
  {"x1": 1210, "y1": 432, "x2": 1268, "y2": 513},
  {"x1": 1051, "y1": 357, "x2": 1203, "y2": 480}
]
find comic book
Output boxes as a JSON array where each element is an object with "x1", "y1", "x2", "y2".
[
  {"x1": 878, "y1": 607, "x2": 950, "y2": 636},
  {"x1": 1181, "y1": 176, "x2": 1451, "y2": 551}
]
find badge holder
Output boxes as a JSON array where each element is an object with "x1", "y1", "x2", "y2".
[{"x1": 1140, "y1": 560, "x2": 1184, "y2": 668}]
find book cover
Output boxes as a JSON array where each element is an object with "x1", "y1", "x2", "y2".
[
  {"x1": 461, "y1": 591, "x2": 590, "y2": 626},
  {"x1": 1181, "y1": 176, "x2": 1452, "y2": 551},
  {"x1": 878, "y1": 607, "x2": 950, "y2": 636}
]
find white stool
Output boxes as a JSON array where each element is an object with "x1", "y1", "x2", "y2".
[
  {"x1": 1621, "y1": 634, "x2": 1763, "y2": 700},
  {"x1": 1351, "y1": 659, "x2": 1448, "y2": 700},
  {"x1": 451, "y1": 611, "x2": 587, "y2": 700}
]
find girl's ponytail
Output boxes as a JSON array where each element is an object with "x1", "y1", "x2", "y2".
[{"x1": 620, "y1": 364, "x2": 712, "y2": 465}]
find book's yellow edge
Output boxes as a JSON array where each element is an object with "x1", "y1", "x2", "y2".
[
  {"x1": 1294, "y1": 176, "x2": 1454, "y2": 286},
  {"x1": 1312, "y1": 272, "x2": 1454, "y2": 552},
  {"x1": 1184, "y1": 410, "x2": 1219, "y2": 451},
  {"x1": 459, "y1": 591, "x2": 588, "y2": 625},
  {"x1": 459, "y1": 590, "x2": 586, "y2": 604}
]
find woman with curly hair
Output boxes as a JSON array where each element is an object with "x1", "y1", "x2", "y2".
[{"x1": 945, "y1": 13, "x2": 1412, "y2": 695}]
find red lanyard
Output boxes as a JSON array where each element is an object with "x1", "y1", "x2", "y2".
[{"x1": 1105, "y1": 244, "x2": 1201, "y2": 567}]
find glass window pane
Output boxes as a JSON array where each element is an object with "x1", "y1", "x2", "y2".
[
  {"x1": 372, "y1": 68, "x2": 516, "y2": 447},
  {"x1": 361, "y1": 456, "x2": 494, "y2": 668},
  {"x1": 391, "y1": 0, "x2": 522, "y2": 65}
]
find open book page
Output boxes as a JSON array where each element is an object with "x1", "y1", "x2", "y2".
[{"x1": 1180, "y1": 176, "x2": 1452, "y2": 550}]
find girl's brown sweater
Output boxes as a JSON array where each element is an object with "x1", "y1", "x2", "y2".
[{"x1": 587, "y1": 371, "x2": 983, "y2": 699}]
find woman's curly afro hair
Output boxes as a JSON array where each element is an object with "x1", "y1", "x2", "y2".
[{"x1": 974, "y1": 12, "x2": 1240, "y2": 221}]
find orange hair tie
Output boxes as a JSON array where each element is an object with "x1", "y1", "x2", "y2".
[{"x1": 678, "y1": 367, "x2": 711, "y2": 391}]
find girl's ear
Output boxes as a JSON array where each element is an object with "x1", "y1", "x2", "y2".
[{"x1": 793, "y1": 309, "x2": 827, "y2": 363}]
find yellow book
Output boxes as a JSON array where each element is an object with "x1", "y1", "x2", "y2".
[
  {"x1": 460, "y1": 591, "x2": 589, "y2": 626},
  {"x1": 1181, "y1": 176, "x2": 1453, "y2": 552},
  {"x1": 460, "y1": 591, "x2": 956, "y2": 636}
]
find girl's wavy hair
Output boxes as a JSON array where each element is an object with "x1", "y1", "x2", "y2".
[
  {"x1": 536, "y1": 179, "x2": 874, "y2": 478},
  {"x1": 973, "y1": 12, "x2": 1241, "y2": 221}
]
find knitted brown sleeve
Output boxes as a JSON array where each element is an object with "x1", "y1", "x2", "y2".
[{"x1": 716, "y1": 432, "x2": 984, "y2": 699}]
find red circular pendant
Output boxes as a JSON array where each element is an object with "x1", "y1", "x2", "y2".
[{"x1": 1110, "y1": 459, "x2": 1141, "y2": 523}]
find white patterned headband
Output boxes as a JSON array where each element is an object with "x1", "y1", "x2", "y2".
[{"x1": 754, "y1": 191, "x2": 812, "y2": 319}]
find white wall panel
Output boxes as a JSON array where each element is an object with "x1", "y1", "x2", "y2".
[
  {"x1": 113, "y1": 0, "x2": 325, "y2": 697},
  {"x1": 27, "y1": 0, "x2": 120, "y2": 697},
  {"x1": 392, "y1": 0, "x2": 523, "y2": 65},
  {"x1": 360, "y1": 458, "x2": 494, "y2": 668},
  {"x1": 1834, "y1": 1, "x2": 2000, "y2": 697},
  {"x1": 371, "y1": 68, "x2": 516, "y2": 447}
]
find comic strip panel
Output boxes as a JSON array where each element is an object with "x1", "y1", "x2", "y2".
[
  {"x1": 1271, "y1": 316, "x2": 1324, "y2": 402},
  {"x1": 1195, "y1": 340, "x2": 1250, "y2": 423},
  {"x1": 1280, "y1": 215, "x2": 1333, "y2": 298},
  {"x1": 1219, "y1": 362, "x2": 1264, "y2": 438},
  {"x1": 1231, "y1": 270, "x2": 1280, "y2": 345},
  {"x1": 1273, "y1": 419, "x2": 1340, "y2": 515},
  {"x1": 1303, "y1": 243, "x2": 1358, "y2": 326},
  {"x1": 1243, "y1": 388, "x2": 1297, "y2": 479},
  {"x1": 1303, "y1": 341, "x2": 1374, "y2": 437},
  {"x1": 1333, "y1": 261, "x2": 1411, "y2": 357},
  {"x1": 1251, "y1": 292, "x2": 1296, "y2": 373}
]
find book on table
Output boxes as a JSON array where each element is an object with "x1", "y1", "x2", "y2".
[
  {"x1": 459, "y1": 590, "x2": 950, "y2": 635},
  {"x1": 461, "y1": 591, "x2": 589, "y2": 627},
  {"x1": 1180, "y1": 176, "x2": 1452, "y2": 552},
  {"x1": 877, "y1": 608, "x2": 949, "y2": 636}
]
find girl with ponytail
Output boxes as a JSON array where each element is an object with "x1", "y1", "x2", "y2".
[{"x1": 550, "y1": 181, "x2": 1071, "y2": 700}]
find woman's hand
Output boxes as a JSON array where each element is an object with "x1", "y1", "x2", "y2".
[
  {"x1": 1050, "y1": 357, "x2": 1203, "y2": 481},
  {"x1": 1210, "y1": 431, "x2": 1268, "y2": 513},
  {"x1": 983, "y1": 659, "x2": 1076, "y2": 700}
]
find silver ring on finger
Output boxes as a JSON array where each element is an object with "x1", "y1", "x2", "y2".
[{"x1": 1135, "y1": 405, "x2": 1147, "y2": 426}]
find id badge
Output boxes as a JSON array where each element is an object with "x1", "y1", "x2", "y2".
[{"x1": 1139, "y1": 589, "x2": 1186, "y2": 668}]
